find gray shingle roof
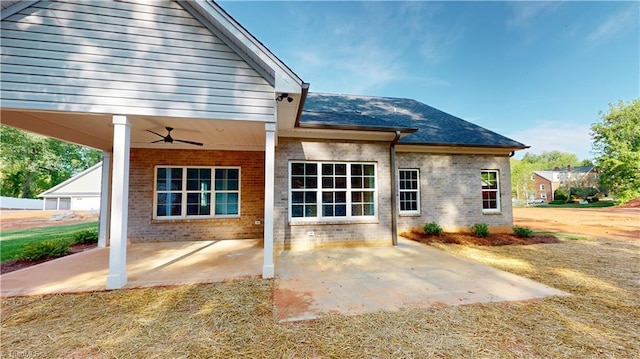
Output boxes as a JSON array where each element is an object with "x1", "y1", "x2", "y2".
[{"x1": 300, "y1": 93, "x2": 527, "y2": 148}]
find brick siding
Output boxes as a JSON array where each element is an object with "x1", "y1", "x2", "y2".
[
  {"x1": 396, "y1": 153, "x2": 514, "y2": 233},
  {"x1": 274, "y1": 138, "x2": 393, "y2": 249},
  {"x1": 127, "y1": 148, "x2": 264, "y2": 242}
]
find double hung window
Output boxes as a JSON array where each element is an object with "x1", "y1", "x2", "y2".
[
  {"x1": 290, "y1": 162, "x2": 376, "y2": 221},
  {"x1": 481, "y1": 170, "x2": 500, "y2": 212},
  {"x1": 398, "y1": 169, "x2": 420, "y2": 214},
  {"x1": 155, "y1": 166, "x2": 240, "y2": 219}
]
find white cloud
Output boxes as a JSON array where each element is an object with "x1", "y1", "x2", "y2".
[
  {"x1": 506, "y1": 2, "x2": 563, "y2": 27},
  {"x1": 587, "y1": 5, "x2": 638, "y2": 44},
  {"x1": 507, "y1": 121, "x2": 593, "y2": 161}
]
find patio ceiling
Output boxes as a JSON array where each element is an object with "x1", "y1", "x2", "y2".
[{"x1": 1, "y1": 108, "x2": 270, "y2": 152}]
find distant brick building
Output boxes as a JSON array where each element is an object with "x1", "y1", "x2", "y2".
[{"x1": 533, "y1": 166, "x2": 599, "y2": 202}]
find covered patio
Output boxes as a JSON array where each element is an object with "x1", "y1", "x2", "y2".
[
  {"x1": 0, "y1": 239, "x2": 263, "y2": 297},
  {"x1": 1, "y1": 0, "x2": 306, "y2": 290}
]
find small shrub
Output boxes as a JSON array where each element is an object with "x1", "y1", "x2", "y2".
[
  {"x1": 588, "y1": 197, "x2": 599, "y2": 203},
  {"x1": 513, "y1": 226, "x2": 533, "y2": 238},
  {"x1": 471, "y1": 223, "x2": 490, "y2": 237},
  {"x1": 72, "y1": 228, "x2": 99, "y2": 244},
  {"x1": 18, "y1": 239, "x2": 72, "y2": 261},
  {"x1": 549, "y1": 200, "x2": 565, "y2": 205},
  {"x1": 423, "y1": 222, "x2": 443, "y2": 235}
]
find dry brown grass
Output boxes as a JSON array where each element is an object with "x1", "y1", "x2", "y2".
[{"x1": 2, "y1": 238, "x2": 639, "y2": 358}]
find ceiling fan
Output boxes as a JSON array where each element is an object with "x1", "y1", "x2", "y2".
[{"x1": 147, "y1": 127, "x2": 203, "y2": 147}]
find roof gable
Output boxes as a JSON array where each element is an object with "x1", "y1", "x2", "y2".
[
  {"x1": 300, "y1": 93, "x2": 527, "y2": 149},
  {"x1": 39, "y1": 162, "x2": 102, "y2": 197}
]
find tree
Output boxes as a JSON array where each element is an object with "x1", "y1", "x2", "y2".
[
  {"x1": 0, "y1": 125, "x2": 102, "y2": 198},
  {"x1": 591, "y1": 99, "x2": 640, "y2": 204},
  {"x1": 511, "y1": 151, "x2": 586, "y2": 202},
  {"x1": 520, "y1": 151, "x2": 582, "y2": 170}
]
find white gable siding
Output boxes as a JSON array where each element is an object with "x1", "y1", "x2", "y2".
[{"x1": 1, "y1": 0, "x2": 275, "y2": 121}]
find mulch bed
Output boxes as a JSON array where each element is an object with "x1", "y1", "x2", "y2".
[
  {"x1": 401, "y1": 230, "x2": 560, "y2": 246},
  {"x1": 0, "y1": 243, "x2": 97, "y2": 274}
]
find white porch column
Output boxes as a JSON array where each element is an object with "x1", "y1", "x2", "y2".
[
  {"x1": 263, "y1": 122, "x2": 276, "y2": 278},
  {"x1": 106, "y1": 115, "x2": 131, "y2": 290},
  {"x1": 98, "y1": 151, "x2": 111, "y2": 248}
]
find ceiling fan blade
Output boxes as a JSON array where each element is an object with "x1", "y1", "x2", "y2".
[
  {"x1": 146, "y1": 129, "x2": 165, "y2": 138},
  {"x1": 151, "y1": 139, "x2": 165, "y2": 143},
  {"x1": 174, "y1": 139, "x2": 204, "y2": 146}
]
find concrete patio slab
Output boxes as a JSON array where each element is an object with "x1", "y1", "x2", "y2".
[
  {"x1": 274, "y1": 238, "x2": 569, "y2": 321},
  {"x1": 0, "y1": 239, "x2": 263, "y2": 297}
]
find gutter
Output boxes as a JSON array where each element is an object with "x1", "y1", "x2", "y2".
[
  {"x1": 293, "y1": 83, "x2": 310, "y2": 127},
  {"x1": 390, "y1": 130, "x2": 402, "y2": 246}
]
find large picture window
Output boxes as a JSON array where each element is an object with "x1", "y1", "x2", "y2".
[
  {"x1": 398, "y1": 169, "x2": 420, "y2": 214},
  {"x1": 290, "y1": 162, "x2": 376, "y2": 221},
  {"x1": 481, "y1": 170, "x2": 500, "y2": 213},
  {"x1": 155, "y1": 166, "x2": 240, "y2": 219}
]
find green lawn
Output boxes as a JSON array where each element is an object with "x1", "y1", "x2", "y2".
[{"x1": 0, "y1": 222, "x2": 98, "y2": 262}]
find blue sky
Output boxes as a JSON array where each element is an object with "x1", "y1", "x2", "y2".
[{"x1": 220, "y1": 1, "x2": 639, "y2": 161}]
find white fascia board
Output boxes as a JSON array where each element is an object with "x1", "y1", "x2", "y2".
[{"x1": 182, "y1": 0, "x2": 303, "y2": 94}]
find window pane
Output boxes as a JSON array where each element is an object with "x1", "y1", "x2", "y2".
[
  {"x1": 305, "y1": 192, "x2": 317, "y2": 203},
  {"x1": 157, "y1": 193, "x2": 181, "y2": 216},
  {"x1": 323, "y1": 205, "x2": 334, "y2": 216},
  {"x1": 157, "y1": 168, "x2": 183, "y2": 191},
  {"x1": 335, "y1": 205, "x2": 347, "y2": 216},
  {"x1": 364, "y1": 165, "x2": 375, "y2": 176},
  {"x1": 306, "y1": 163, "x2": 317, "y2": 175},
  {"x1": 215, "y1": 192, "x2": 238, "y2": 215},
  {"x1": 335, "y1": 177, "x2": 347, "y2": 188},
  {"x1": 322, "y1": 164, "x2": 333, "y2": 175},
  {"x1": 364, "y1": 177, "x2": 375, "y2": 189},
  {"x1": 363, "y1": 204, "x2": 375, "y2": 215},
  {"x1": 305, "y1": 177, "x2": 317, "y2": 189},
  {"x1": 335, "y1": 164, "x2": 347, "y2": 175},
  {"x1": 305, "y1": 205, "x2": 317, "y2": 217},
  {"x1": 292, "y1": 163, "x2": 305, "y2": 175},
  {"x1": 351, "y1": 177, "x2": 362, "y2": 188},
  {"x1": 292, "y1": 205, "x2": 303, "y2": 217},
  {"x1": 292, "y1": 191, "x2": 304, "y2": 204},
  {"x1": 292, "y1": 176, "x2": 305, "y2": 189},
  {"x1": 335, "y1": 192, "x2": 346, "y2": 203},
  {"x1": 215, "y1": 169, "x2": 239, "y2": 190},
  {"x1": 322, "y1": 177, "x2": 334, "y2": 189}
]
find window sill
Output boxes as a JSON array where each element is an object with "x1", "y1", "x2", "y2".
[
  {"x1": 482, "y1": 211, "x2": 502, "y2": 215},
  {"x1": 399, "y1": 212, "x2": 421, "y2": 217}
]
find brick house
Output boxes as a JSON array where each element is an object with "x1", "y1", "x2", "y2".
[
  {"x1": 1, "y1": 0, "x2": 527, "y2": 289},
  {"x1": 533, "y1": 166, "x2": 599, "y2": 202}
]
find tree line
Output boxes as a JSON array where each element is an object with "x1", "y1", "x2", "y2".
[
  {"x1": 0, "y1": 126, "x2": 102, "y2": 199},
  {"x1": 512, "y1": 98, "x2": 639, "y2": 204}
]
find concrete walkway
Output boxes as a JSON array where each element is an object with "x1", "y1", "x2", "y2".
[
  {"x1": 0, "y1": 239, "x2": 263, "y2": 296},
  {"x1": 274, "y1": 238, "x2": 568, "y2": 321}
]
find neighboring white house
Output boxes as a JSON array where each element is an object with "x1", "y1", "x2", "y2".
[{"x1": 38, "y1": 162, "x2": 102, "y2": 211}]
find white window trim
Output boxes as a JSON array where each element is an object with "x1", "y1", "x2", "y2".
[
  {"x1": 288, "y1": 161, "x2": 378, "y2": 223},
  {"x1": 153, "y1": 165, "x2": 241, "y2": 220},
  {"x1": 540, "y1": 184, "x2": 546, "y2": 191},
  {"x1": 398, "y1": 168, "x2": 421, "y2": 215},
  {"x1": 481, "y1": 169, "x2": 501, "y2": 213}
]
